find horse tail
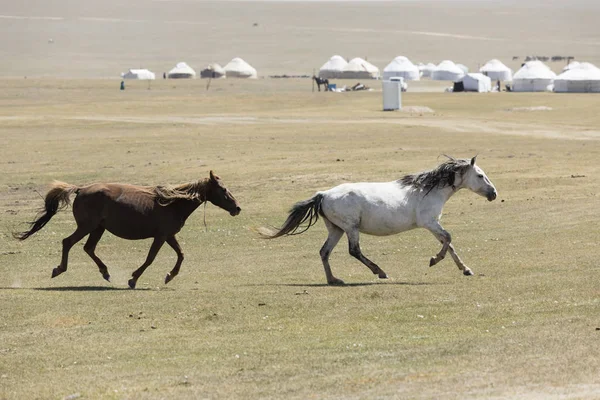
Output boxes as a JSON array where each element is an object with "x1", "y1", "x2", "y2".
[
  {"x1": 259, "y1": 193, "x2": 324, "y2": 239},
  {"x1": 13, "y1": 181, "x2": 79, "y2": 241}
]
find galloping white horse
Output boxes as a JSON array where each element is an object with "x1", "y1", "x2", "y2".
[{"x1": 261, "y1": 156, "x2": 497, "y2": 285}]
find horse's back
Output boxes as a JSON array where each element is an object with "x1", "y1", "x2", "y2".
[{"x1": 320, "y1": 181, "x2": 418, "y2": 236}]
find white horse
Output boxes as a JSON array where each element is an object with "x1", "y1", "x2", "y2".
[{"x1": 261, "y1": 156, "x2": 497, "y2": 285}]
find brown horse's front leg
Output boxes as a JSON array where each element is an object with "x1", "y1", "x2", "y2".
[
  {"x1": 164, "y1": 236, "x2": 184, "y2": 285},
  {"x1": 128, "y1": 237, "x2": 166, "y2": 289}
]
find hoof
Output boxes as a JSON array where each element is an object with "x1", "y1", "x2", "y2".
[
  {"x1": 128, "y1": 278, "x2": 137, "y2": 289},
  {"x1": 463, "y1": 269, "x2": 474, "y2": 276},
  {"x1": 429, "y1": 257, "x2": 437, "y2": 267},
  {"x1": 51, "y1": 267, "x2": 65, "y2": 278},
  {"x1": 378, "y1": 271, "x2": 388, "y2": 279},
  {"x1": 327, "y1": 278, "x2": 345, "y2": 286},
  {"x1": 164, "y1": 273, "x2": 173, "y2": 285},
  {"x1": 102, "y1": 273, "x2": 111, "y2": 282}
]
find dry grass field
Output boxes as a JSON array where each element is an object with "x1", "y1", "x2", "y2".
[{"x1": 0, "y1": 78, "x2": 599, "y2": 399}]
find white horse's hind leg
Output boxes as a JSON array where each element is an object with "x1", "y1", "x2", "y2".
[
  {"x1": 448, "y1": 244, "x2": 473, "y2": 276},
  {"x1": 346, "y1": 230, "x2": 388, "y2": 279},
  {"x1": 320, "y1": 219, "x2": 345, "y2": 285}
]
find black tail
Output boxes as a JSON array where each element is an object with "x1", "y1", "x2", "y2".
[
  {"x1": 259, "y1": 194, "x2": 323, "y2": 239},
  {"x1": 13, "y1": 181, "x2": 78, "y2": 241}
]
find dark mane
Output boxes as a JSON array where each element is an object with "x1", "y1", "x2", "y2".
[
  {"x1": 398, "y1": 157, "x2": 471, "y2": 196},
  {"x1": 154, "y1": 179, "x2": 208, "y2": 206}
]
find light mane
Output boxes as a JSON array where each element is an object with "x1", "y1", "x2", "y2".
[
  {"x1": 398, "y1": 157, "x2": 471, "y2": 196},
  {"x1": 154, "y1": 179, "x2": 208, "y2": 206}
]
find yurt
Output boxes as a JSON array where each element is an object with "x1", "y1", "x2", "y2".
[
  {"x1": 462, "y1": 73, "x2": 492, "y2": 92},
  {"x1": 418, "y1": 63, "x2": 437, "y2": 78},
  {"x1": 223, "y1": 57, "x2": 257, "y2": 78},
  {"x1": 341, "y1": 57, "x2": 380, "y2": 79},
  {"x1": 554, "y1": 62, "x2": 600, "y2": 93},
  {"x1": 383, "y1": 56, "x2": 420, "y2": 81},
  {"x1": 319, "y1": 55, "x2": 348, "y2": 79},
  {"x1": 456, "y1": 64, "x2": 469, "y2": 74},
  {"x1": 167, "y1": 62, "x2": 196, "y2": 79},
  {"x1": 200, "y1": 63, "x2": 226, "y2": 79},
  {"x1": 512, "y1": 60, "x2": 556, "y2": 92},
  {"x1": 479, "y1": 59, "x2": 513, "y2": 81},
  {"x1": 431, "y1": 60, "x2": 465, "y2": 81},
  {"x1": 121, "y1": 69, "x2": 155, "y2": 80}
]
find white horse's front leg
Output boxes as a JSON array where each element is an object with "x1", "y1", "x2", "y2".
[
  {"x1": 424, "y1": 221, "x2": 451, "y2": 267},
  {"x1": 448, "y1": 244, "x2": 473, "y2": 276}
]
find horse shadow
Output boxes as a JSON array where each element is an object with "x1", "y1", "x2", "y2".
[
  {"x1": 245, "y1": 280, "x2": 442, "y2": 288},
  {"x1": 0, "y1": 286, "x2": 150, "y2": 292}
]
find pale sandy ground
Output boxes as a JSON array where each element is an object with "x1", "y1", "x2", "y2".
[{"x1": 1, "y1": 0, "x2": 599, "y2": 78}]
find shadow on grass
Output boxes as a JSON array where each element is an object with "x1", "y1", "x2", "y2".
[
  {"x1": 0, "y1": 286, "x2": 150, "y2": 292},
  {"x1": 245, "y1": 281, "x2": 442, "y2": 288}
]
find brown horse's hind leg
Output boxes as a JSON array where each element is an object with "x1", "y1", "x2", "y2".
[
  {"x1": 83, "y1": 226, "x2": 111, "y2": 282},
  {"x1": 128, "y1": 237, "x2": 166, "y2": 289},
  {"x1": 53, "y1": 228, "x2": 90, "y2": 278},
  {"x1": 164, "y1": 236, "x2": 184, "y2": 285}
]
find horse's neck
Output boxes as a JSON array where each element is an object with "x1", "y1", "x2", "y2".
[{"x1": 170, "y1": 181, "x2": 207, "y2": 219}]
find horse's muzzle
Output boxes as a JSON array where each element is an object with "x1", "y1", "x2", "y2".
[
  {"x1": 487, "y1": 191, "x2": 497, "y2": 202},
  {"x1": 230, "y1": 207, "x2": 241, "y2": 216}
]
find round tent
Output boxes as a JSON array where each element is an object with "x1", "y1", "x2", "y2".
[
  {"x1": 512, "y1": 60, "x2": 556, "y2": 92},
  {"x1": 418, "y1": 62, "x2": 437, "y2": 78},
  {"x1": 121, "y1": 69, "x2": 155, "y2": 80},
  {"x1": 223, "y1": 58, "x2": 257, "y2": 79},
  {"x1": 341, "y1": 57, "x2": 380, "y2": 79},
  {"x1": 383, "y1": 56, "x2": 420, "y2": 81},
  {"x1": 318, "y1": 55, "x2": 348, "y2": 79},
  {"x1": 200, "y1": 63, "x2": 226, "y2": 79},
  {"x1": 554, "y1": 62, "x2": 600, "y2": 93},
  {"x1": 168, "y1": 62, "x2": 196, "y2": 79},
  {"x1": 479, "y1": 59, "x2": 513, "y2": 81},
  {"x1": 431, "y1": 60, "x2": 465, "y2": 81}
]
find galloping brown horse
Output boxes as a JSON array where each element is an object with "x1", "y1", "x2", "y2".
[{"x1": 14, "y1": 171, "x2": 241, "y2": 289}]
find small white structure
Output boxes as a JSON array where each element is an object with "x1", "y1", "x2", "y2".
[
  {"x1": 418, "y1": 63, "x2": 437, "y2": 78},
  {"x1": 432, "y1": 60, "x2": 465, "y2": 81},
  {"x1": 382, "y1": 80, "x2": 402, "y2": 111},
  {"x1": 554, "y1": 62, "x2": 600, "y2": 93},
  {"x1": 168, "y1": 62, "x2": 196, "y2": 79},
  {"x1": 462, "y1": 73, "x2": 492, "y2": 92},
  {"x1": 223, "y1": 57, "x2": 257, "y2": 79},
  {"x1": 121, "y1": 69, "x2": 155, "y2": 80},
  {"x1": 512, "y1": 60, "x2": 556, "y2": 92},
  {"x1": 341, "y1": 57, "x2": 380, "y2": 79},
  {"x1": 319, "y1": 55, "x2": 348, "y2": 79},
  {"x1": 200, "y1": 63, "x2": 226, "y2": 79},
  {"x1": 479, "y1": 59, "x2": 513, "y2": 81},
  {"x1": 383, "y1": 56, "x2": 420, "y2": 81}
]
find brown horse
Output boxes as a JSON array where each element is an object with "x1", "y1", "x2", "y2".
[{"x1": 14, "y1": 171, "x2": 241, "y2": 289}]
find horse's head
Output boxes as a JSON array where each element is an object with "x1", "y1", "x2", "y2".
[
  {"x1": 460, "y1": 156, "x2": 497, "y2": 201},
  {"x1": 206, "y1": 171, "x2": 241, "y2": 216}
]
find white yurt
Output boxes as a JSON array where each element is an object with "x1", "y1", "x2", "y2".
[
  {"x1": 318, "y1": 55, "x2": 348, "y2": 79},
  {"x1": 168, "y1": 62, "x2": 196, "y2": 79},
  {"x1": 121, "y1": 69, "x2": 155, "y2": 80},
  {"x1": 200, "y1": 63, "x2": 226, "y2": 79},
  {"x1": 223, "y1": 57, "x2": 257, "y2": 79},
  {"x1": 341, "y1": 57, "x2": 380, "y2": 79},
  {"x1": 432, "y1": 60, "x2": 465, "y2": 81},
  {"x1": 554, "y1": 62, "x2": 600, "y2": 93},
  {"x1": 383, "y1": 56, "x2": 420, "y2": 81},
  {"x1": 418, "y1": 62, "x2": 437, "y2": 78},
  {"x1": 512, "y1": 60, "x2": 556, "y2": 92},
  {"x1": 462, "y1": 73, "x2": 492, "y2": 92},
  {"x1": 479, "y1": 59, "x2": 513, "y2": 81},
  {"x1": 456, "y1": 63, "x2": 469, "y2": 74}
]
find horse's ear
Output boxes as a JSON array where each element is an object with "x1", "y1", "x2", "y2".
[
  {"x1": 470, "y1": 156, "x2": 477, "y2": 166},
  {"x1": 209, "y1": 170, "x2": 218, "y2": 182}
]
